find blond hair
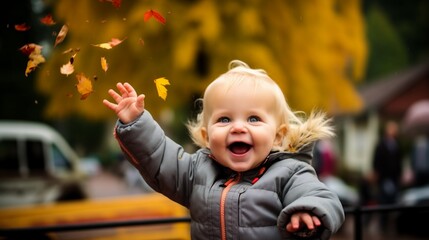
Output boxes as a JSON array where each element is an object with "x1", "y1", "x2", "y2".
[{"x1": 187, "y1": 60, "x2": 334, "y2": 152}]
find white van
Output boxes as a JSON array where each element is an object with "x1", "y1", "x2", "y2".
[{"x1": 0, "y1": 121, "x2": 87, "y2": 208}]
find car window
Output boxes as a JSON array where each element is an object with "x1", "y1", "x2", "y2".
[
  {"x1": 0, "y1": 139, "x2": 20, "y2": 173},
  {"x1": 25, "y1": 139, "x2": 45, "y2": 172},
  {"x1": 52, "y1": 143, "x2": 72, "y2": 171}
]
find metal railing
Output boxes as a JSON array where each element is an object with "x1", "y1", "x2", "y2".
[
  {"x1": 1, "y1": 204, "x2": 428, "y2": 240},
  {"x1": 344, "y1": 204, "x2": 429, "y2": 240}
]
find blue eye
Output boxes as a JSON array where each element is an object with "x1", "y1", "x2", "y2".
[
  {"x1": 248, "y1": 116, "x2": 260, "y2": 122},
  {"x1": 218, "y1": 117, "x2": 230, "y2": 123}
]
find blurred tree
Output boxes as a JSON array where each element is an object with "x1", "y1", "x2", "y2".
[
  {"x1": 363, "y1": 0, "x2": 429, "y2": 80},
  {"x1": 36, "y1": 0, "x2": 367, "y2": 123},
  {"x1": 364, "y1": 5, "x2": 409, "y2": 81},
  {"x1": 0, "y1": 1, "x2": 47, "y2": 121}
]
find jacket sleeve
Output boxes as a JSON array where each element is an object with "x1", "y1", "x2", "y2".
[
  {"x1": 277, "y1": 160, "x2": 345, "y2": 240},
  {"x1": 114, "y1": 111, "x2": 194, "y2": 207}
]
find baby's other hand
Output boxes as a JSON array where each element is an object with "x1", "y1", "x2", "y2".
[
  {"x1": 286, "y1": 212, "x2": 321, "y2": 236},
  {"x1": 103, "y1": 82, "x2": 145, "y2": 124}
]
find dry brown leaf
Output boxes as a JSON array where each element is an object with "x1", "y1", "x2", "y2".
[{"x1": 54, "y1": 24, "x2": 69, "y2": 47}]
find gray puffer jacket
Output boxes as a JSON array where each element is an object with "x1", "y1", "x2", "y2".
[{"x1": 114, "y1": 111, "x2": 345, "y2": 240}]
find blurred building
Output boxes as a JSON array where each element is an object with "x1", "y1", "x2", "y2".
[{"x1": 340, "y1": 61, "x2": 429, "y2": 175}]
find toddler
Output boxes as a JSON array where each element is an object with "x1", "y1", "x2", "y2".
[{"x1": 103, "y1": 60, "x2": 345, "y2": 239}]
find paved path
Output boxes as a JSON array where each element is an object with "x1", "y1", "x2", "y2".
[{"x1": 83, "y1": 169, "x2": 146, "y2": 199}]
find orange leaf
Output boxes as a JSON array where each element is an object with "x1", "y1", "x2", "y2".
[
  {"x1": 40, "y1": 14, "x2": 56, "y2": 25},
  {"x1": 101, "y1": 57, "x2": 108, "y2": 72},
  {"x1": 144, "y1": 10, "x2": 166, "y2": 24},
  {"x1": 15, "y1": 23, "x2": 31, "y2": 31},
  {"x1": 75, "y1": 73, "x2": 93, "y2": 100},
  {"x1": 92, "y1": 37, "x2": 126, "y2": 49},
  {"x1": 154, "y1": 77, "x2": 170, "y2": 101},
  {"x1": 54, "y1": 24, "x2": 69, "y2": 47}
]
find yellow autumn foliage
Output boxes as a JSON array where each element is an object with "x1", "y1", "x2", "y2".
[{"x1": 36, "y1": 0, "x2": 367, "y2": 120}]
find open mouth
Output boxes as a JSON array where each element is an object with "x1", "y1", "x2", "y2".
[{"x1": 228, "y1": 142, "x2": 252, "y2": 155}]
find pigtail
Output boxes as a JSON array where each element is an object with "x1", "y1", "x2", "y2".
[{"x1": 283, "y1": 111, "x2": 335, "y2": 152}]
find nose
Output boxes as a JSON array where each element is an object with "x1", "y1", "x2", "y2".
[{"x1": 230, "y1": 121, "x2": 247, "y2": 133}]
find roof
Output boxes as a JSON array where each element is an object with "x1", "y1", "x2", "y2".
[
  {"x1": 0, "y1": 121, "x2": 62, "y2": 142},
  {"x1": 358, "y1": 61, "x2": 429, "y2": 111}
]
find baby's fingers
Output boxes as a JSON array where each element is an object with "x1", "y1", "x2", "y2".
[
  {"x1": 108, "y1": 89, "x2": 122, "y2": 103},
  {"x1": 123, "y1": 82, "x2": 138, "y2": 97},
  {"x1": 102, "y1": 99, "x2": 117, "y2": 111},
  {"x1": 312, "y1": 216, "x2": 321, "y2": 227}
]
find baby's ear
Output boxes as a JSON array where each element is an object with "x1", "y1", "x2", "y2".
[
  {"x1": 275, "y1": 124, "x2": 287, "y2": 147},
  {"x1": 200, "y1": 127, "x2": 209, "y2": 148}
]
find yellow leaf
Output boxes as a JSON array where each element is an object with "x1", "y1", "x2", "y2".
[
  {"x1": 92, "y1": 38, "x2": 126, "y2": 50},
  {"x1": 75, "y1": 73, "x2": 93, "y2": 100},
  {"x1": 93, "y1": 43, "x2": 113, "y2": 49},
  {"x1": 154, "y1": 77, "x2": 170, "y2": 101},
  {"x1": 101, "y1": 57, "x2": 108, "y2": 72}
]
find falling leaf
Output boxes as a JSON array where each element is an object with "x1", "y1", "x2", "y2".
[
  {"x1": 144, "y1": 10, "x2": 166, "y2": 24},
  {"x1": 19, "y1": 43, "x2": 45, "y2": 76},
  {"x1": 60, "y1": 62, "x2": 74, "y2": 76},
  {"x1": 100, "y1": 0, "x2": 122, "y2": 8},
  {"x1": 92, "y1": 37, "x2": 126, "y2": 49},
  {"x1": 40, "y1": 14, "x2": 56, "y2": 25},
  {"x1": 112, "y1": 0, "x2": 122, "y2": 8},
  {"x1": 101, "y1": 57, "x2": 108, "y2": 72},
  {"x1": 54, "y1": 24, "x2": 68, "y2": 47},
  {"x1": 154, "y1": 77, "x2": 170, "y2": 101},
  {"x1": 19, "y1": 43, "x2": 37, "y2": 56},
  {"x1": 60, "y1": 53, "x2": 77, "y2": 76},
  {"x1": 62, "y1": 48, "x2": 80, "y2": 54},
  {"x1": 15, "y1": 23, "x2": 31, "y2": 31},
  {"x1": 75, "y1": 73, "x2": 93, "y2": 100}
]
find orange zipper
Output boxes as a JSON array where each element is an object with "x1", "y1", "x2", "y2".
[{"x1": 220, "y1": 173, "x2": 241, "y2": 240}]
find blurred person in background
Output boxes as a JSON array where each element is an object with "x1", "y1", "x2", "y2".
[
  {"x1": 372, "y1": 120, "x2": 404, "y2": 230},
  {"x1": 410, "y1": 134, "x2": 429, "y2": 187}
]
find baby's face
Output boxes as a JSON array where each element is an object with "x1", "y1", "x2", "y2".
[{"x1": 201, "y1": 82, "x2": 282, "y2": 172}]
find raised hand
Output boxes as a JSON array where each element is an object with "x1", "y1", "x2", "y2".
[{"x1": 103, "y1": 82, "x2": 146, "y2": 124}]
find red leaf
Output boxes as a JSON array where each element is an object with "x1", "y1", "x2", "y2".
[
  {"x1": 112, "y1": 0, "x2": 122, "y2": 8},
  {"x1": 144, "y1": 10, "x2": 166, "y2": 24},
  {"x1": 19, "y1": 44, "x2": 37, "y2": 56},
  {"x1": 99, "y1": 0, "x2": 121, "y2": 8},
  {"x1": 15, "y1": 23, "x2": 31, "y2": 31},
  {"x1": 40, "y1": 14, "x2": 56, "y2": 25}
]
